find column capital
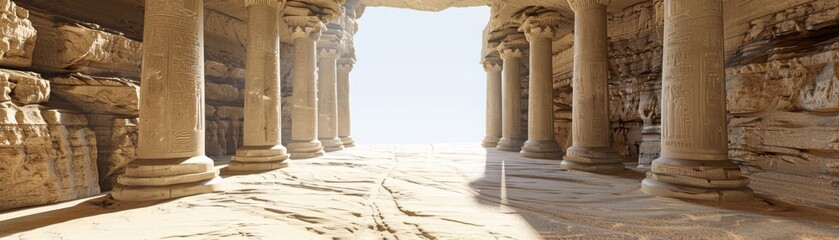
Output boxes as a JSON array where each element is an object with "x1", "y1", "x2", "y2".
[
  {"x1": 497, "y1": 38, "x2": 528, "y2": 60},
  {"x1": 338, "y1": 58, "x2": 356, "y2": 71},
  {"x1": 318, "y1": 31, "x2": 344, "y2": 53},
  {"x1": 318, "y1": 48, "x2": 342, "y2": 59},
  {"x1": 482, "y1": 57, "x2": 502, "y2": 72},
  {"x1": 519, "y1": 14, "x2": 563, "y2": 41},
  {"x1": 567, "y1": 0, "x2": 610, "y2": 11},
  {"x1": 244, "y1": 0, "x2": 283, "y2": 9},
  {"x1": 284, "y1": 16, "x2": 326, "y2": 40}
]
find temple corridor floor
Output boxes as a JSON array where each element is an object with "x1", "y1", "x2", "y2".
[{"x1": 1, "y1": 144, "x2": 838, "y2": 239}]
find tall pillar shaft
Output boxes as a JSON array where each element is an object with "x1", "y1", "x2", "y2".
[
  {"x1": 317, "y1": 46, "x2": 344, "y2": 152},
  {"x1": 285, "y1": 16, "x2": 326, "y2": 159},
  {"x1": 495, "y1": 38, "x2": 528, "y2": 152},
  {"x1": 520, "y1": 16, "x2": 564, "y2": 159},
  {"x1": 561, "y1": 0, "x2": 624, "y2": 172},
  {"x1": 641, "y1": 0, "x2": 753, "y2": 201},
  {"x1": 337, "y1": 58, "x2": 355, "y2": 147},
  {"x1": 112, "y1": 0, "x2": 221, "y2": 200},
  {"x1": 230, "y1": 0, "x2": 289, "y2": 171},
  {"x1": 481, "y1": 57, "x2": 503, "y2": 148}
]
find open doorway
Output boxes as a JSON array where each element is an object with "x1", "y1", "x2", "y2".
[{"x1": 350, "y1": 7, "x2": 490, "y2": 144}]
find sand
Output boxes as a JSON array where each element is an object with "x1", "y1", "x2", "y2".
[{"x1": 1, "y1": 144, "x2": 838, "y2": 239}]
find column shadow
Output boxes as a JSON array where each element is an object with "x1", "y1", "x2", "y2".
[
  {"x1": 0, "y1": 195, "x2": 169, "y2": 237},
  {"x1": 468, "y1": 147, "x2": 839, "y2": 238}
]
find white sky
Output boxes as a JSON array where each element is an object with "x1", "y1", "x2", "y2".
[{"x1": 349, "y1": 7, "x2": 491, "y2": 144}]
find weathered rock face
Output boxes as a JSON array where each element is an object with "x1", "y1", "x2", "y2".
[
  {"x1": 722, "y1": 0, "x2": 839, "y2": 208},
  {"x1": 605, "y1": 0, "x2": 662, "y2": 162},
  {"x1": 91, "y1": 116, "x2": 137, "y2": 190},
  {"x1": 547, "y1": 0, "x2": 839, "y2": 208},
  {"x1": 50, "y1": 74, "x2": 140, "y2": 116},
  {"x1": 0, "y1": 0, "x2": 36, "y2": 67},
  {"x1": 28, "y1": 16, "x2": 142, "y2": 77},
  {"x1": 205, "y1": 105, "x2": 244, "y2": 157},
  {"x1": 0, "y1": 1, "x2": 249, "y2": 208},
  {"x1": 0, "y1": 105, "x2": 99, "y2": 210},
  {"x1": 0, "y1": 70, "x2": 50, "y2": 105}
]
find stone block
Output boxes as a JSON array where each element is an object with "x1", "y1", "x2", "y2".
[
  {"x1": 50, "y1": 74, "x2": 139, "y2": 116},
  {"x1": 0, "y1": 106, "x2": 99, "y2": 211},
  {"x1": 0, "y1": 69, "x2": 49, "y2": 104},
  {"x1": 30, "y1": 16, "x2": 141, "y2": 77},
  {"x1": 206, "y1": 82, "x2": 240, "y2": 103},
  {"x1": 0, "y1": 0, "x2": 36, "y2": 67}
]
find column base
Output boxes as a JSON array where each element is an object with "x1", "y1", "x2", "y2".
[
  {"x1": 340, "y1": 136, "x2": 355, "y2": 147},
  {"x1": 641, "y1": 178, "x2": 753, "y2": 202},
  {"x1": 520, "y1": 140, "x2": 564, "y2": 159},
  {"x1": 641, "y1": 156, "x2": 753, "y2": 202},
  {"x1": 561, "y1": 146, "x2": 624, "y2": 173},
  {"x1": 319, "y1": 137, "x2": 345, "y2": 152},
  {"x1": 496, "y1": 137, "x2": 525, "y2": 152},
  {"x1": 228, "y1": 145, "x2": 290, "y2": 172},
  {"x1": 481, "y1": 136, "x2": 500, "y2": 148},
  {"x1": 287, "y1": 139, "x2": 325, "y2": 159},
  {"x1": 111, "y1": 156, "x2": 222, "y2": 201}
]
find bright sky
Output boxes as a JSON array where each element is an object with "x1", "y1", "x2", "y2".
[{"x1": 349, "y1": 7, "x2": 491, "y2": 144}]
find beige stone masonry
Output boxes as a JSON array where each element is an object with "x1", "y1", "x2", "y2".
[
  {"x1": 495, "y1": 36, "x2": 528, "y2": 152},
  {"x1": 229, "y1": 0, "x2": 290, "y2": 172},
  {"x1": 519, "y1": 14, "x2": 564, "y2": 159},
  {"x1": 284, "y1": 15, "x2": 327, "y2": 159},
  {"x1": 481, "y1": 56, "x2": 502, "y2": 148},
  {"x1": 561, "y1": 0, "x2": 624, "y2": 173},
  {"x1": 317, "y1": 30, "x2": 345, "y2": 152},
  {"x1": 337, "y1": 57, "x2": 355, "y2": 147},
  {"x1": 111, "y1": 0, "x2": 222, "y2": 201},
  {"x1": 641, "y1": 0, "x2": 753, "y2": 202}
]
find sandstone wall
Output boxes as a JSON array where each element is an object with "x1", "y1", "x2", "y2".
[
  {"x1": 0, "y1": 1, "x2": 248, "y2": 211},
  {"x1": 723, "y1": 0, "x2": 839, "y2": 208},
  {"x1": 550, "y1": 0, "x2": 839, "y2": 208}
]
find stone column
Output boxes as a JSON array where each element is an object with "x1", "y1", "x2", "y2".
[
  {"x1": 337, "y1": 57, "x2": 355, "y2": 147},
  {"x1": 519, "y1": 15, "x2": 564, "y2": 159},
  {"x1": 317, "y1": 31, "x2": 344, "y2": 152},
  {"x1": 481, "y1": 56, "x2": 502, "y2": 148},
  {"x1": 641, "y1": 0, "x2": 752, "y2": 202},
  {"x1": 112, "y1": 0, "x2": 221, "y2": 201},
  {"x1": 229, "y1": 0, "x2": 289, "y2": 171},
  {"x1": 561, "y1": 0, "x2": 624, "y2": 173},
  {"x1": 495, "y1": 37, "x2": 528, "y2": 152},
  {"x1": 284, "y1": 16, "x2": 326, "y2": 159}
]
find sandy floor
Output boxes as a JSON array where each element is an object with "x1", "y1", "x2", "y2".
[{"x1": 1, "y1": 144, "x2": 838, "y2": 239}]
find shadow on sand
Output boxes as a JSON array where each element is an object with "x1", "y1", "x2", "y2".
[{"x1": 468, "y1": 147, "x2": 839, "y2": 238}]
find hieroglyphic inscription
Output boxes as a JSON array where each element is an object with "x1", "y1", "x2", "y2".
[
  {"x1": 138, "y1": 0, "x2": 203, "y2": 155},
  {"x1": 660, "y1": 0, "x2": 727, "y2": 155}
]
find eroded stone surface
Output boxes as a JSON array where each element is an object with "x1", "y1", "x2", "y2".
[
  {"x1": 29, "y1": 19, "x2": 142, "y2": 77},
  {"x1": 1, "y1": 144, "x2": 838, "y2": 239},
  {"x1": 50, "y1": 74, "x2": 139, "y2": 116},
  {"x1": 0, "y1": 69, "x2": 49, "y2": 104},
  {"x1": 0, "y1": 106, "x2": 99, "y2": 210},
  {"x1": 0, "y1": 0, "x2": 36, "y2": 67}
]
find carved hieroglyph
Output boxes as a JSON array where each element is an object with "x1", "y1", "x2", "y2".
[
  {"x1": 495, "y1": 36, "x2": 528, "y2": 152},
  {"x1": 111, "y1": 0, "x2": 222, "y2": 201},
  {"x1": 285, "y1": 15, "x2": 326, "y2": 159},
  {"x1": 641, "y1": 0, "x2": 753, "y2": 202},
  {"x1": 481, "y1": 56, "x2": 502, "y2": 148},
  {"x1": 519, "y1": 14, "x2": 564, "y2": 159},
  {"x1": 561, "y1": 0, "x2": 624, "y2": 173},
  {"x1": 317, "y1": 30, "x2": 345, "y2": 152},
  {"x1": 229, "y1": 0, "x2": 290, "y2": 172},
  {"x1": 337, "y1": 57, "x2": 355, "y2": 147}
]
